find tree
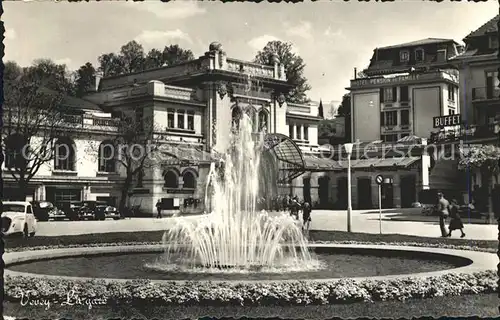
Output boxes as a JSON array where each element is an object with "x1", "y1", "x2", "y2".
[
  {"x1": 162, "y1": 44, "x2": 195, "y2": 66},
  {"x1": 254, "y1": 41, "x2": 311, "y2": 104},
  {"x1": 119, "y1": 40, "x2": 145, "y2": 73},
  {"x1": 336, "y1": 93, "x2": 351, "y2": 142},
  {"x1": 98, "y1": 52, "x2": 126, "y2": 77},
  {"x1": 75, "y1": 62, "x2": 96, "y2": 97},
  {"x1": 458, "y1": 144, "x2": 500, "y2": 224},
  {"x1": 144, "y1": 48, "x2": 165, "y2": 70},
  {"x1": 318, "y1": 99, "x2": 324, "y2": 118},
  {"x1": 2, "y1": 60, "x2": 73, "y2": 200},
  {"x1": 103, "y1": 112, "x2": 160, "y2": 213}
]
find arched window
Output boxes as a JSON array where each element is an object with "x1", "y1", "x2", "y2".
[
  {"x1": 258, "y1": 110, "x2": 268, "y2": 132},
  {"x1": 164, "y1": 170, "x2": 179, "y2": 188},
  {"x1": 183, "y1": 171, "x2": 196, "y2": 189},
  {"x1": 98, "y1": 141, "x2": 115, "y2": 172},
  {"x1": 246, "y1": 107, "x2": 257, "y2": 132},
  {"x1": 54, "y1": 137, "x2": 76, "y2": 171},
  {"x1": 5, "y1": 134, "x2": 27, "y2": 169},
  {"x1": 232, "y1": 107, "x2": 242, "y2": 131}
]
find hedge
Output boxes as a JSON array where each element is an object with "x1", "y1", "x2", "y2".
[{"x1": 4, "y1": 271, "x2": 497, "y2": 306}]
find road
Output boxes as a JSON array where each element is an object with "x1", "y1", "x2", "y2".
[{"x1": 33, "y1": 209, "x2": 498, "y2": 241}]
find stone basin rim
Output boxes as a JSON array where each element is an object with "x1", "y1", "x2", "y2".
[{"x1": 4, "y1": 244, "x2": 495, "y2": 284}]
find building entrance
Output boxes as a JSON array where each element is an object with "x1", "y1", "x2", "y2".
[
  {"x1": 318, "y1": 176, "x2": 330, "y2": 208},
  {"x1": 303, "y1": 177, "x2": 311, "y2": 204},
  {"x1": 357, "y1": 178, "x2": 372, "y2": 209},
  {"x1": 400, "y1": 175, "x2": 416, "y2": 208},
  {"x1": 381, "y1": 182, "x2": 394, "y2": 208},
  {"x1": 336, "y1": 177, "x2": 347, "y2": 209}
]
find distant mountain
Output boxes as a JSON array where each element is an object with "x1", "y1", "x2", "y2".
[{"x1": 309, "y1": 100, "x2": 341, "y2": 119}]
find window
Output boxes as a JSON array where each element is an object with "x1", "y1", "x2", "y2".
[
  {"x1": 380, "y1": 112, "x2": 385, "y2": 126},
  {"x1": 164, "y1": 170, "x2": 178, "y2": 188},
  {"x1": 187, "y1": 112, "x2": 194, "y2": 130},
  {"x1": 183, "y1": 171, "x2": 196, "y2": 189},
  {"x1": 380, "y1": 87, "x2": 396, "y2": 102},
  {"x1": 415, "y1": 49, "x2": 424, "y2": 62},
  {"x1": 490, "y1": 35, "x2": 499, "y2": 49},
  {"x1": 137, "y1": 169, "x2": 144, "y2": 188},
  {"x1": 258, "y1": 110, "x2": 268, "y2": 132},
  {"x1": 167, "y1": 109, "x2": 175, "y2": 128},
  {"x1": 289, "y1": 124, "x2": 294, "y2": 138},
  {"x1": 304, "y1": 125, "x2": 309, "y2": 141},
  {"x1": 98, "y1": 141, "x2": 115, "y2": 172},
  {"x1": 447, "y1": 84, "x2": 456, "y2": 101},
  {"x1": 400, "y1": 86, "x2": 409, "y2": 102},
  {"x1": 449, "y1": 108, "x2": 455, "y2": 115},
  {"x1": 27, "y1": 205, "x2": 33, "y2": 215},
  {"x1": 296, "y1": 125, "x2": 302, "y2": 140},
  {"x1": 382, "y1": 134, "x2": 398, "y2": 143},
  {"x1": 54, "y1": 137, "x2": 75, "y2": 171},
  {"x1": 232, "y1": 107, "x2": 242, "y2": 131},
  {"x1": 4, "y1": 134, "x2": 27, "y2": 169},
  {"x1": 400, "y1": 50, "x2": 409, "y2": 62},
  {"x1": 437, "y1": 49, "x2": 447, "y2": 62},
  {"x1": 177, "y1": 110, "x2": 185, "y2": 129},
  {"x1": 385, "y1": 111, "x2": 398, "y2": 126},
  {"x1": 135, "y1": 108, "x2": 143, "y2": 132},
  {"x1": 400, "y1": 110, "x2": 410, "y2": 126}
]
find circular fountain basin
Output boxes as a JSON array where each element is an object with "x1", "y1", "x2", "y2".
[{"x1": 4, "y1": 244, "x2": 496, "y2": 283}]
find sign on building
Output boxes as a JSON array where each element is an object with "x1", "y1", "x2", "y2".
[{"x1": 433, "y1": 114, "x2": 461, "y2": 128}]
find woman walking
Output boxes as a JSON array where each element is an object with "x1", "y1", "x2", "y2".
[
  {"x1": 302, "y1": 201, "x2": 312, "y2": 234},
  {"x1": 447, "y1": 199, "x2": 465, "y2": 238}
]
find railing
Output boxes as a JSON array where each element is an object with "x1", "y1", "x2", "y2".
[
  {"x1": 472, "y1": 87, "x2": 500, "y2": 102},
  {"x1": 226, "y1": 59, "x2": 275, "y2": 79},
  {"x1": 164, "y1": 85, "x2": 197, "y2": 101},
  {"x1": 429, "y1": 122, "x2": 500, "y2": 143},
  {"x1": 92, "y1": 118, "x2": 119, "y2": 127},
  {"x1": 287, "y1": 103, "x2": 311, "y2": 114}
]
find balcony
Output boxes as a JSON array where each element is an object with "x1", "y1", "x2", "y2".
[
  {"x1": 429, "y1": 122, "x2": 500, "y2": 144},
  {"x1": 472, "y1": 87, "x2": 500, "y2": 102}
]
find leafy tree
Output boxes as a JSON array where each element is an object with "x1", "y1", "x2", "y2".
[
  {"x1": 4, "y1": 61, "x2": 23, "y2": 81},
  {"x1": 120, "y1": 40, "x2": 145, "y2": 73},
  {"x1": 254, "y1": 41, "x2": 311, "y2": 104},
  {"x1": 75, "y1": 62, "x2": 96, "y2": 97},
  {"x1": 2, "y1": 60, "x2": 73, "y2": 200},
  {"x1": 98, "y1": 52, "x2": 126, "y2": 77},
  {"x1": 458, "y1": 144, "x2": 500, "y2": 223},
  {"x1": 318, "y1": 100, "x2": 324, "y2": 118},
  {"x1": 162, "y1": 44, "x2": 195, "y2": 66},
  {"x1": 144, "y1": 48, "x2": 165, "y2": 70},
  {"x1": 336, "y1": 93, "x2": 351, "y2": 142}
]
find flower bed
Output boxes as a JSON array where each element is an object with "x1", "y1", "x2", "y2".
[{"x1": 4, "y1": 271, "x2": 497, "y2": 306}]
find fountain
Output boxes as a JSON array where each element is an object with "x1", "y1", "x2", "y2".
[{"x1": 160, "y1": 113, "x2": 315, "y2": 271}]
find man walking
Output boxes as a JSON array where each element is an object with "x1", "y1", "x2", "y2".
[
  {"x1": 156, "y1": 199, "x2": 162, "y2": 219},
  {"x1": 437, "y1": 192, "x2": 449, "y2": 237}
]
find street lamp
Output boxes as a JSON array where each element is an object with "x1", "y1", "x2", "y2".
[{"x1": 344, "y1": 143, "x2": 354, "y2": 232}]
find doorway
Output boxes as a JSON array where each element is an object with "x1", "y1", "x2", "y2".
[
  {"x1": 336, "y1": 177, "x2": 348, "y2": 210},
  {"x1": 400, "y1": 175, "x2": 416, "y2": 208},
  {"x1": 357, "y1": 178, "x2": 372, "y2": 209},
  {"x1": 381, "y1": 181, "x2": 394, "y2": 208},
  {"x1": 303, "y1": 177, "x2": 311, "y2": 204},
  {"x1": 318, "y1": 176, "x2": 330, "y2": 208}
]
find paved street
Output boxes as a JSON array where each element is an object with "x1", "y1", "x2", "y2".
[{"x1": 33, "y1": 209, "x2": 498, "y2": 241}]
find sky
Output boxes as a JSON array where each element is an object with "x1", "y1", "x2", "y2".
[{"x1": 3, "y1": 0, "x2": 498, "y2": 105}]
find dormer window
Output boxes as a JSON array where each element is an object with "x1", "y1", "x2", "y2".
[
  {"x1": 489, "y1": 35, "x2": 499, "y2": 49},
  {"x1": 399, "y1": 50, "x2": 409, "y2": 62},
  {"x1": 415, "y1": 48, "x2": 424, "y2": 62},
  {"x1": 436, "y1": 49, "x2": 447, "y2": 62}
]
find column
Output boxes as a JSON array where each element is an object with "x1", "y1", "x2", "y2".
[
  {"x1": 173, "y1": 109, "x2": 178, "y2": 128},
  {"x1": 300, "y1": 125, "x2": 304, "y2": 141},
  {"x1": 292, "y1": 125, "x2": 296, "y2": 139},
  {"x1": 184, "y1": 112, "x2": 188, "y2": 130}
]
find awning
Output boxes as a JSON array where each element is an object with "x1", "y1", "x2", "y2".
[
  {"x1": 303, "y1": 154, "x2": 342, "y2": 171},
  {"x1": 326, "y1": 156, "x2": 420, "y2": 171},
  {"x1": 161, "y1": 145, "x2": 221, "y2": 166}
]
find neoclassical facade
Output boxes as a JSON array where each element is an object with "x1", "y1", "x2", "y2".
[{"x1": 3, "y1": 42, "x2": 329, "y2": 215}]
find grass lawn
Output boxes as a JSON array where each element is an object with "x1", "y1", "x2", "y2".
[
  {"x1": 3, "y1": 230, "x2": 498, "y2": 319},
  {"x1": 4, "y1": 229, "x2": 498, "y2": 250}
]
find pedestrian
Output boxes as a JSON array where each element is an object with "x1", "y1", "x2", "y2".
[
  {"x1": 447, "y1": 199, "x2": 465, "y2": 238},
  {"x1": 156, "y1": 199, "x2": 162, "y2": 219},
  {"x1": 436, "y1": 192, "x2": 449, "y2": 237},
  {"x1": 302, "y1": 201, "x2": 312, "y2": 233},
  {"x1": 282, "y1": 195, "x2": 289, "y2": 213}
]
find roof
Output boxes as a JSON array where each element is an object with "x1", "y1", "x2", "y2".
[
  {"x1": 62, "y1": 95, "x2": 102, "y2": 111},
  {"x1": 302, "y1": 155, "x2": 420, "y2": 171},
  {"x1": 464, "y1": 14, "x2": 499, "y2": 40},
  {"x1": 377, "y1": 38, "x2": 457, "y2": 50}
]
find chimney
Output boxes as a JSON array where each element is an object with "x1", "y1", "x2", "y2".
[
  {"x1": 354, "y1": 67, "x2": 357, "y2": 79},
  {"x1": 94, "y1": 71, "x2": 103, "y2": 92}
]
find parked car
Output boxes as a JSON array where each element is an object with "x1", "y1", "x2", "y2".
[
  {"x1": 95, "y1": 205, "x2": 121, "y2": 220},
  {"x1": 73, "y1": 201, "x2": 101, "y2": 220},
  {"x1": 31, "y1": 201, "x2": 66, "y2": 221},
  {"x1": 1, "y1": 201, "x2": 37, "y2": 237}
]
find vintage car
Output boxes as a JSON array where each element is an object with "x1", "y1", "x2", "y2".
[
  {"x1": 31, "y1": 201, "x2": 66, "y2": 221},
  {"x1": 94, "y1": 205, "x2": 121, "y2": 220},
  {"x1": 1, "y1": 201, "x2": 37, "y2": 237}
]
